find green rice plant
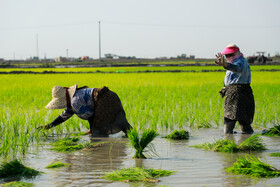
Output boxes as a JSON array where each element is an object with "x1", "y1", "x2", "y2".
[
  {"x1": 102, "y1": 167, "x2": 175, "y2": 182},
  {"x1": 164, "y1": 130, "x2": 189, "y2": 140},
  {"x1": 46, "y1": 161, "x2": 71, "y2": 168},
  {"x1": 238, "y1": 134, "x2": 266, "y2": 151},
  {"x1": 0, "y1": 159, "x2": 41, "y2": 179},
  {"x1": 191, "y1": 138, "x2": 239, "y2": 153},
  {"x1": 262, "y1": 125, "x2": 280, "y2": 136},
  {"x1": 127, "y1": 128, "x2": 158, "y2": 158},
  {"x1": 269, "y1": 152, "x2": 280, "y2": 157},
  {"x1": 226, "y1": 154, "x2": 280, "y2": 178},
  {"x1": 2, "y1": 181, "x2": 34, "y2": 187}
]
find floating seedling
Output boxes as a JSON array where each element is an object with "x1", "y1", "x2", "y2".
[
  {"x1": 127, "y1": 128, "x2": 158, "y2": 159},
  {"x1": 237, "y1": 134, "x2": 266, "y2": 151},
  {"x1": 2, "y1": 181, "x2": 34, "y2": 187},
  {"x1": 192, "y1": 134, "x2": 266, "y2": 153},
  {"x1": 269, "y1": 152, "x2": 280, "y2": 157},
  {"x1": 226, "y1": 154, "x2": 280, "y2": 178},
  {"x1": 50, "y1": 136, "x2": 102, "y2": 152},
  {"x1": 46, "y1": 161, "x2": 71, "y2": 169},
  {"x1": 191, "y1": 138, "x2": 238, "y2": 153},
  {"x1": 262, "y1": 125, "x2": 280, "y2": 136},
  {"x1": 102, "y1": 167, "x2": 175, "y2": 182},
  {"x1": 164, "y1": 130, "x2": 189, "y2": 140},
  {"x1": 0, "y1": 159, "x2": 41, "y2": 179}
]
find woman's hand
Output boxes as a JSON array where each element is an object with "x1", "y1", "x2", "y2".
[{"x1": 215, "y1": 53, "x2": 228, "y2": 68}]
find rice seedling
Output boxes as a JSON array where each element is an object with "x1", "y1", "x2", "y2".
[
  {"x1": 127, "y1": 128, "x2": 158, "y2": 158},
  {"x1": 226, "y1": 154, "x2": 280, "y2": 178},
  {"x1": 262, "y1": 124, "x2": 280, "y2": 136},
  {"x1": 50, "y1": 136, "x2": 83, "y2": 152},
  {"x1": 102, "y1": 167, "x2": 175, "y2": 182},
  {"x1": 164, "y1": 130, "x2": 189, "y2": 140},
  {"x1": 237, "y1": 134, "x2": 266, "y2": 151},
  {"x1": 46, "y1": 161, "x2": 71, "y2": 169},
  {"x1": 2, "y1": 181, "x2": 34, "y2": 187},
  {"x1": 269, "y1": 152, "x2": 280, "y2": 157},
  {"x1": 192, "y1": 134, "x2": 266, "y2": 153},
  {"x1": 0, "y1": 159, "x2": 41, "y2": 179},
  {"x1": 191, "y1": 139, "x2": 239, "y2": 153}
]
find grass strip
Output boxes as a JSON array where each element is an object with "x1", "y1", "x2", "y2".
[
  {"x1": 0, "y1": 159, "x2": 40, "y2": 179},
  {"x1": 2, "y1": 181, "x2": 34, "y2": 187},
  {"x1": 127, "y1": 128, "x2": 158, "y2": 158},
  {"x1": 269, "y1": 152, "x2": 280, "y2": 157},
  {"x1": 191, "y1": 134, "x2": 266, "y2": 153},
  {"x1": 262, "y1": 125, "x2": 280, "y2": 136},
  {"x1": 164, "y1": 130, "x2": 189, "y2": 140},
  {"x1": 102, "y1": 167, "x2": 175, "y2": 182},
  {"x1": 46, "y1": 161, "x2": 71, "y2": 168},
  {"x1": 226, "y1": 154, "x2": 280, "y2": 178}
]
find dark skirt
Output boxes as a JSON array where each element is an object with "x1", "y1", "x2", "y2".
[
  {"x1": 224, "y1": 84, "x2": 255, "y2": 124},
  {"x1": 89, "y1": 86, "x2": 131, "y2": 135}
]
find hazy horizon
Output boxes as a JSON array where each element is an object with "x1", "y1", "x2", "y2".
[{"x1": 1, "y1": 0, "x2": 279, "y2": 60}]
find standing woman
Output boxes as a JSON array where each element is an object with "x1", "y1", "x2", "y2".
[{"x1": 215, "y1": 44, "x2": 255, "y2": 134}]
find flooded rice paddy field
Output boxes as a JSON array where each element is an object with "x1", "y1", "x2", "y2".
[{"x1": 1, "y1": 128, "x2": 279, "y2": 187}]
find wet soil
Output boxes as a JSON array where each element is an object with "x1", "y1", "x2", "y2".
[{"x1": 1, "y1": 129, "x2": 279, "y2": 187}]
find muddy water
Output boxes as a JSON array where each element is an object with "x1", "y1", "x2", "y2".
[{"x1": 2, "y1": 129, "x2": 280, "y2": 187}]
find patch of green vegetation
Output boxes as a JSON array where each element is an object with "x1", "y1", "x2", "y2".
[
  {"x1": 103, "y1": 167, "x2": 175, "y2": 182},
  {"x1": 191, "y1": 139, "x2": 239, "y2": 153},
  {"x1": 269, "y1": 152, "x2": 280, "y2": 157},
  {"x1": 238, "y1": 134, "x2": 266, "y2": 151},
  {"x1": 164, "y1": 130, "x2": 189, "y2": 140},
  {"x1": 262, "y1": 125, "x2": 280, "y2": 136},
  {"x1": 192, "y1": 135, "x2": 266, "y2": 153},
  {"x1": 50, "y1": 136, "x2": 102, "y2": 152},
  {"x1": 2, "y1": 181, "x2": 34, "y2": 187},
  {"x1": 0, "y1": 159, "x2": 41, "y2": 179},
  {"x1": 226, "y1": 155, "x2": 280, "y2": 178},
  {"x1": 50, "y1": 136, "x2": 83, "y2": 152},
  {"x1": 127, "y1": 128, "x2": 158, "y2": 159},
  {"x1": 46, "y1": 161, "x2": 71, "y2": 169}
]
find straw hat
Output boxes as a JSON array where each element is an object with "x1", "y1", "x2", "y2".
[{"x1": 45, "y1": 84, "x2": 77, "y2": 109}]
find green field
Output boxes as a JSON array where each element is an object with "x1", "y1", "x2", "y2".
[
  {"x1": 1, "y1": 64, "x2": 280, "y2": 73},
  {"x1": 0, "y1": 68, "x2": 280, "y2": 159}
]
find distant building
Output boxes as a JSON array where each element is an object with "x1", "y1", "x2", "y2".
[
  {"x1": 81, "y1": 56, "x2": 89, "y2": 61},
  {"x1": 0, "y1": 58, "x2": 4, "y2": 63},
  {"x1": 54, "y1": 56, "x2": 67, "y2": 62}
]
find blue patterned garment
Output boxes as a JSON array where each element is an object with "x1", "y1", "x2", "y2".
[
  {"x1": 224, "y1": 56, "x2": 251, "y2": 86},
  {"x1": 60, "y1": 88, "x2": 95, "y2": 120}
]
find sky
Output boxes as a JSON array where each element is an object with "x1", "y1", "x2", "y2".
[{"x1": 0, "y1": 0, "x2": 279, "y2": 60}]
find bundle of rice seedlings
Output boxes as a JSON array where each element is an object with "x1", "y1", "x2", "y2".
[
  {"x1": 164, "y1": 130, "x2": 189, "y2": 140},
  {"x1": 102, "y1": 167, "x2": 175, "y2": 182},
  {"x1": 262, "y1": 125, "x2": 280, "y2": 136},
  {"x1": 226, "y1": 154, "x2": 280, "y2": 178},
  {"x1": 2, "y1": 181, "x2": 34, "y2": 187},
  {"x1": 127, "y1": 128, "x2": 158, "y2": 159},
  {"x1": 191, "y1": 138, "x2": 239, "y2": 153},
  {"x1": 238, "y1": 134, "x2": 266, "y2": 151},
  {"x1": 46, "y1": 161, "x2": 71, "y2": 169},
  {"x1": 269, "y1": 152, "x2": 280, "y2": 157},
  {"x1": 0, "y1": 159, "x2": 40, "y2": 179}
]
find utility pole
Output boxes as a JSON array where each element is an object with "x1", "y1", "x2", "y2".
[
  {"x1": 99, "y1": 21, "x2": 101, "y2": 60},
  {"x1": 36, "y1": 34, "x2": 39, "y2": 60},
  {"x1": 66, "y1": 49, "x2": 69, "y2": 59}
]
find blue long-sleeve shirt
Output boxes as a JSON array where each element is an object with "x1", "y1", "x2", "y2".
[
  {"x1": 60, "y1": 88, "x2": 95, "y2": 121},
  {"x1": 224, "y1": 56, "x2": 251, "y2": 86}
]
